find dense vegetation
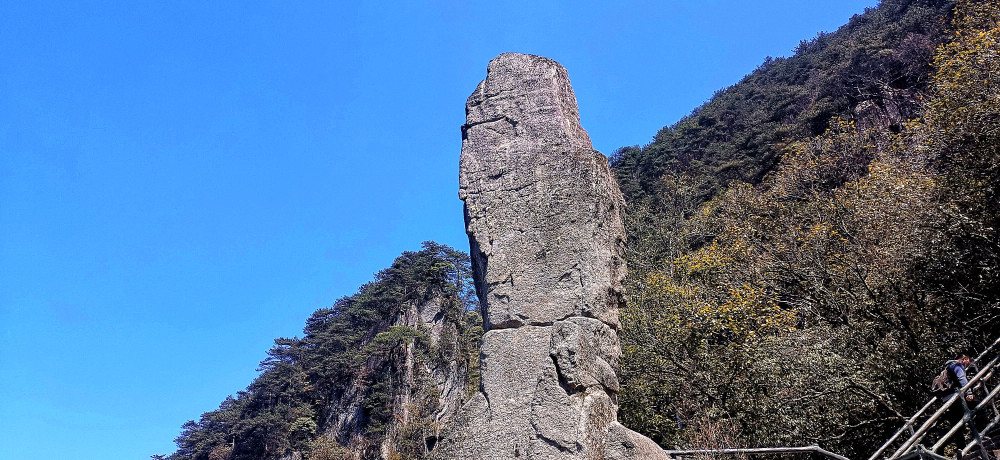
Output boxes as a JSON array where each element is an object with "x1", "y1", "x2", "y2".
[
  {"x1": 158, "y1": 242, "x2": 481, "y2": 460},
  {"x1": 163, "y1": 0, "x2": 1000, "y2": 458},
  {"x1": 615, "y1": 0, "x2": 1000, "y2": 456},
  {"x1": 612, "y1": 0, "x2": 953, "y2": 271}
]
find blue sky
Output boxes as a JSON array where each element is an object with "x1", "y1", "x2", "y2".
[{"x1": 1, "y1": 1, "x2": 878, "y2": 458}]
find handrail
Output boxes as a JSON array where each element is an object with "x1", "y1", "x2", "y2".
[
  {"x1": 869, "y1": 399, "x2": 938, "y2": 460},
  {"x1": 973, "y1": 336, "x2": 1000, "y2": 367},
  {"x1": 960, "y1": 413, "x2": 1000, "y2": 457},
  {"x1": 873, "y1": 336, "x2": 1000, "y2": 460},
  {"x1": 889, "y1": 353, "x2": 1000, "y2": 459},
  {"x1": 955, "y1": 382, "x2": 1000, "y2": 457},
  {"x1": 663, "y1": 445, "x2": 850, "y2": 460},
  {"x1": 664, "y1": 336, "x2": 1000, "y2": 460},
  {"x1": 932, "y1": 377, "x2": 1000, "y2": 452}
]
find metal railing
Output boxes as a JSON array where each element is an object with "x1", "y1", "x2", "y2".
[
  {"x1": 870, "y1": 336, "x2": 1000, "y2": 460},
  {"x1": 661, "y1": 336, "x2": 1000, "y2": 460},
  {"x1": 664, "y1": 445, "x2": 850, "y2": 460}
]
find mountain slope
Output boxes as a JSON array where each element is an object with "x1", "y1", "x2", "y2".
[
  {"x1": 611, "y1": 0, "x2": 954, "y2": 267},
  {"x1": 615, "y1": 0, "x2": 1000, "y2": 456},
  {"x1": 160, "y1": 242, "x2": 482, "y2": 460},
  {"x1": 158, "y1": 0, "x2": 1000, "y2": 458}
]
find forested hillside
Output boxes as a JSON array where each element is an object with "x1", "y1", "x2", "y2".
[
  {"x1": 615, "y1": 0, "x2": 1000, "y2": 456},
  {"x1": 612, "y1": 0, "x2": 953, "y2": 269},
  {"x1": 159, "y1": 243, "x2": 482, "y2": 460},
  {"x1": 161, "y1": 0, "x2": 1000, "y2": 458}
]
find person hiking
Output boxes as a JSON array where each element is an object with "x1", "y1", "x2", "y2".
[
  {"x1": 940, "y1": 354, "x2": 975, "y2": 454},
  {"x1": 941, "y1": 354, "x2": 973, "y2": 402}
]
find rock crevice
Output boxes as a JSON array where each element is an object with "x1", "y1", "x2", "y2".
[{"x1": 431, "y1": 53, "x2": 667, "y2": 459}]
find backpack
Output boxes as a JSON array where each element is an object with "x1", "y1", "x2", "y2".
[{"x1": 930, "y1": 361, "x2": 958, "y2": 397}]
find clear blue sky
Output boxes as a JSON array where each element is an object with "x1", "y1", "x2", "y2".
[{"x1": 0, "y1": 1, "x2": 878, "y2": 458}]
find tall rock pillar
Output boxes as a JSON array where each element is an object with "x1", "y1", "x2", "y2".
[{"x1": 431, "y1": 53, "x2": 667, "y2": 459}]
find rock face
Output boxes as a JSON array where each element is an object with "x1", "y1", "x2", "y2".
[
  {"x1": 324, "y1": 296, "x2": 473, "y2": 459},
  {"x1": 431, "y1": 53, "x2": 667, "y2": 459}
]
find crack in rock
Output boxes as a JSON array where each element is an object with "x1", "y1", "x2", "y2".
[{"x1": 430, "y1": 52, "x2": 667, "y2": 460}]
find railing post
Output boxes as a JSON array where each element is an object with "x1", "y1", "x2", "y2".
[{"x1": 956, "y1": 394, "x2": 990, "y2": 460}]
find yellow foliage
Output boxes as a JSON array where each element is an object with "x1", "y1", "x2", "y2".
[{"x1": 924, "y1": 0, "x2": 1000, "y2": 147}]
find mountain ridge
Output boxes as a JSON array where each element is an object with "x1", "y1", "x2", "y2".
[{"x1": 160, "y1": 0, "x2": 1000, "y2": 458}]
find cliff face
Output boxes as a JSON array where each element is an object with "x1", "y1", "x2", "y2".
[
  {"x1": 322, "y1": 296, "x2": 475, "y2": 459},
  {"x1": 430, "y1": 53, "x2": 666, "y2": 459}
]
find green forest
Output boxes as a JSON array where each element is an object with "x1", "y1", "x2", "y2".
[
  {"x1": 159, "y1": 242, "x2": 482, "y2": 460},
  {"x1": 161, "y1": 0, "x2": 1000, "y2": 458},
  {"x1": 614, "y1": 0, "x2": 999, "y2": 456}
]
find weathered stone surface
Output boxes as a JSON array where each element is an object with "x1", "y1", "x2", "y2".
[
  {"x1": 431, "y1": 53, "x2": 666, "y2": 459},
  {"x1": 458, "y1": 53, "x2": 626, "y2": 331},
  {"x1": 604, "y1": 422, "x2": 673, "y2": 460},
  {"x1": 432, "y1": 327, "x2": 553, "y2": 457},
  {"x1": 550, "y1": 317, "x2": 621, "y2": 394},
  {"x1": 322, "y1": 296, "x2": 472, "y2": 458}
]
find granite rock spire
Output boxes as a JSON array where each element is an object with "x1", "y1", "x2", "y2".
[{"x1": 431, "y1": 53, "x2": 667, "y2": 459}]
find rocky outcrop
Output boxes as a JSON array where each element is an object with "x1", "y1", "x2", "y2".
[
  {"x1": 324, "y1": 296, "x2": 475, "y2": 459},
  {"x1": 431, "y1": 53, "x2": 667, "y2": 459}
]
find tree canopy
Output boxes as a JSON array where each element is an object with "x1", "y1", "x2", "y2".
[
  {"x1": 616, "y1": 0, "x2": 1000, "y2": 456},
  {"x1": 161, "y1": 242, "x2": 481, "y2": 460}
]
